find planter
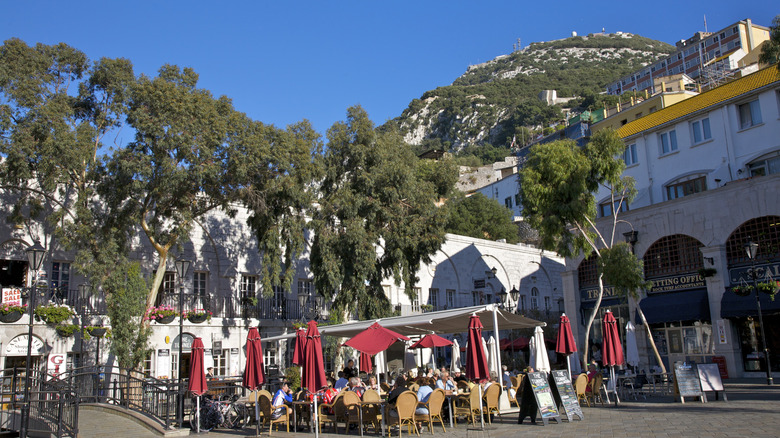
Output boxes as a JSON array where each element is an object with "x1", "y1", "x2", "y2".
[
  {"x1": 188, "y1": 314, "x2": 208, "y2": 324},
  {"x1": 89, "y1": 327, "x2": 107, "y2": 338},
  {"x1": 757, "y1": 282, "x2": 779, "y2": 296},
  {"x1": 56, "y1": 324, "x2": 78, "y2": 337},
  {"x1": 157, "y1": 314, "x2": 176, "y2": 324},
  {"x1": 0, "y1": 311, "x2": 23, "y2": 323},
  {"x1": 731, "y1": 286, "x2": 752, "y2": 297}
]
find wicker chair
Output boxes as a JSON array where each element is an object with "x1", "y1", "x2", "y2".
[
  {"x1": 317, "y1": 391, "x2": 344, "y2": 433},
  {"x1": 341, "y1": 390, "x2": 362, "y2": 433},
  {"x1": 257, "y1": 392, "x2": 290, "y2": 434},
  {"x1": 415, "y1": 388, "x2": 446, "y2": 434},
  {"x1": 575, "y1": 374, "x2": 589, "y2": 407},
  {"x1": 293, "y1": 390, "x2": 311, "y2": 430},
  {"x1": 482, "y1": 384, "x2": 501, "y2": 423},
  {"x1": 453, "y1": 389, "x2": 481, "y2": 425},
  {"x1": 385, "y1": 390, "x2": 419, "y2": 437},
  {"x1": 361, "y1": 389, "x2": 383, "y2": 433},
  {"x1": 508, "y1": 375, "x2": 523, "y2": 408}
]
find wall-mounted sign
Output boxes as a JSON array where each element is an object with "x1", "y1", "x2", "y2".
[
  {"x1": 47, "y1": 354, "x2": 65, "y2": 379},
  {"x1": 171, "y1": 333, "x2": 194, "y2": 352},
  {"x1": 2, "y1": 288, "x2": 22, "y2": 306},
  {"x1": 5, "y1": 335, "x2": 45, "y2": 355},
  {"x1": 580, "y1": 286, "x2": 618, "y2": 302},
  {"x1": 648, "y1": 273, "x2": 705, "y2": 293},
  {"x1": 729, "y1": 262, "x2": 780, "y2": 286}
]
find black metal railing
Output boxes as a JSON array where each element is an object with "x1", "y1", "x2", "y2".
[{"x1": 0, "y1": 367, "x2": 79, "y2": 437}]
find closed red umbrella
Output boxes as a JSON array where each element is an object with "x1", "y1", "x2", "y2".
[
  {"x1": 556, "y1": 313, "x2": 578, "y2": 379},
  {"x1": 343, "y1": 322, "x2": 410, "y2": 356},
  {"x1": 500, "y1": 337, "x2": 530, "y2": 350},
  {"x1": 602, "y1": 310, "x2": 624, "y2": 404},
  {"x1": 243, "y1": 327, "x2": 264, "y2": 435},
  {"x1": 465, "y1": 314, "x2": 489, "y2": 381},
  {"x1": 602, "y1": 311, "x2": 624, "y2": 367},
  {"x1": 243, "y1": 327, "x2": 265, "y2": 390},
  {"x1": 292, "y1": 327, "x2": 306, "y2": 366},
  {"x1": 188, "y1": 338, "x2": 208, "y2": 433},
  {"x1": 303, "y1": 320, "x2": 327, "y2": 391},
  {"x1": 359, "y1": 350, "x2": 372, "y2": 374},
  {"x1": 409, "y1": 334, "x2": 453, "y2": 349}
]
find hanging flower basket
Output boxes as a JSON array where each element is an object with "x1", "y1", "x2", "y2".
[
  {"x1": 183, "y1": 309, "x2": 212, "y2": 323},
  {"x1": 731, "y1": 285, "x2": 753, "y2": 297},
  {"x1": 89, "y1": 327, "x2": 108, "y2": 338},
  {"x1": 0, "y1": 303, "x2": 26, "y2": 323},
  {"x1": 56, "y1": 324, "x2": 79, "y2": 337},
  {"x1": 145, "y1": 306, "x2": 178, "y2": 323},
  {"x1": 34, "y1": 304, "x2": 75, "y2": 325},
  {"x1": 757, "y1": 281, "x2": 779, "y2": 301}
]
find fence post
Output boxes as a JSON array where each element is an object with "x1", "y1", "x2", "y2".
[
  {"x1": 112, "y1": 379, "x2": 118, "y2": 404},
  {"x1": 164, "y1": 387, "x2": 171, "y2": 430},
  {"x1": 57, "y1": 389, "x2": 64, "y2": 438}
]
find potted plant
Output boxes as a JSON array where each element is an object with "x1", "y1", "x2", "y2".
[
  {"x1": 757, "y1": 281, "x2": 779, "y2": 300},
  {"x1": 731, "y1": 284, "x2": 753, "y2": 297},
  {"x1": 697, "y1": 267, "x2": 717, "y2": 278},
  {"x1": 420, "y1": 304, "x2": 433, "y2": 312},
  {"x1": 88, "y1": 326, "x2": 108, "y2": 338},
  {"x1": 34, "y1": 304, "x2": 75, "y2": 325},
  {"x1": 144, "y1": 305, "x2": 178, "y2": 324},
  {"x1": 183, "y1": 308, "x2": 212, "y2": 323},
  {"x1": 0, "y1": 303, "x2": 27, "y2": 323}
]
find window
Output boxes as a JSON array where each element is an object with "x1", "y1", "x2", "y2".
[
  {"x1": 272, "y1": 285, "x2": 286, "y2": 311},
  {"x1": 738, "y1": 99, "x2": 762, "y2": 129},
  {"x1": 666, "y1": 176, "x2": 707, "y2": 200},
  {"x1": 691, "y1": 118, "x2": 712, "y2": 144},
  {"x1": 240, "y1": 275, "x2": 256, "y2": 300},
  {"x1": 412, "y1": 288, "x2": 421, "y2": 312},
  {"x1": 264, "y1": 349, "x2": 277, "y2": 367},
  {"x1": 519, "y1": 295, "x2": 526, "y2": 311},
  {"x1": 156, "y1": 271, "x2": 175, "y2": 306},
  {"x1": 472, "y1": 291, "x2": 481, "y2": 306},
  {"x1": 446, "y1": 289, "x2": 455, "y2": 308},
  {"x1": 298, "y1": 279, "x2": 314, "y2": 297},
  {"x1": 194, "y1": 271, "x2": 207, "y2": 296},
  {"x1": 599, "y1": 199, "x2": 628, "y2": 217},
  {"x1": 504, "y1": 197, "x2": 512, "y2": 209},
  {"x1": 544, "y1": 296, "x2": 551, "y2": 311},
  {"x1": 66, "y1": 353, "x2": 82, "y2": 370},
  {"x1": 659, "y1": 130, "x2": 678, "y2": 154},
  {"x1": 514, "y1": 193, "x2": 521, "y2": 206},
  {"x1": 429, "y1": 288, "x2": 439, "y2": 308},
  {"x1": 51, "y1": 262, "x2": 70, "y2": 299},
  {"x1": 530, "y1": 288, "x2": 539, "y2": 310},
  {"x1": 747, "y1": 153, "x2": 780, "y2": 177},
  {"x1": 212, "y1": 350, "x2": 228, "y2": 376},
  {"x1": 623, "y1": 144, "x2": 638, "y2": 166}
]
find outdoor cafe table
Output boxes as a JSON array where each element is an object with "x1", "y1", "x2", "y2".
[
  {"x1": 291, "y1": 399, "x2": 313, "y2": 433},
  {"x1": 357, "y1": 399, "x2": 384, "y2": 437}
]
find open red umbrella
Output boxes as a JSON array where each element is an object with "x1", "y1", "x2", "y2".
[
  {"x1": 303, "y1": 320, "x2": 327, "y2": 391},
  {"x1": 409, "y1": 334, "x2": 453, "y2": 349},
  {"x1": 343, "y1": 322, "x2": 410, "y2": 356},
  {"x1": 359, "y1": 350, "x2": 372, "y2": 374},
  {"x1": 243, "y1": 327, "x2": 264, "y2": 434},
  {"x1": 292, "y1": 327, "x2": 306, "y2": 366},
  {"x1": 602, "y1": 310, "x2": 624, "y2": 404},
  {"x1": 188, "y1": 338, "x2": 208, "y2": 433},
  {"x1": 556, "y1": 314, "x2": 578, "y2": 378},
  {"x1": 465, "y1": 314, "x2": 489, "y2": 381}
]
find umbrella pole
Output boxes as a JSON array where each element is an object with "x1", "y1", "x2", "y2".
[
  {"x1": 314, "y1": 393, "x2": 319, "y2": 438},
  {"x1": 196, "y1": 396, "x2": 200, "y2": 434},
  {"x1": 478, "y1": 383, "x2": 484, "y2": 430},
  {"x1": 566, "y1": 355, "x2": 571, "y2": 380},
  {"x1": 255, "y1": 389, "x2": 260, "y2": 436}
]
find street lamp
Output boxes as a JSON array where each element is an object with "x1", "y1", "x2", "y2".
[
  {"x1": 744, "y1": 240, "x2": 773, "y2": 386},
  {"x1": 509, "y1": 286, "x2": 520, "y2": 312},
  {"x1": 496, "y1": 288, "x2": 508, "y2": 310},
  {"x1": 78, "y1": 284, "x2": 92, "y2": 369},
  {"x1": 21, "y1": 241, "x2": 46, "y2": 438},
  {"x1": 174, "y1": 258, "x2": 190, "y2": 427}
]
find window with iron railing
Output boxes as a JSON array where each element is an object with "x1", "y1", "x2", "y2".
[
  {"x1": 194, "y1": 271, "x2": 208, "y2": 296},
  {"x1": 240, "y1": 275, "x2": 257, "y2": 301},
  {"x1": 644, "y1": 234, "x2": 704, "y2": 278}
]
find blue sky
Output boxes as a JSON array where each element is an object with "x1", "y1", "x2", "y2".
[{"x1": 2, "y1": 2, "x2": 776, "y2": 139}]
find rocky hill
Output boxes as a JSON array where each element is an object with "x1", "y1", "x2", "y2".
[{"x1": 388, "y1": 32, "x2": 675, "y2": 151}]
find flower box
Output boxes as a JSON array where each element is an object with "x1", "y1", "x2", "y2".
[
  {"x1": 157, "y1": 314, "x2": 176, "y2": 324},
  {"x1": 89, "y1": 327, "x2": 108, "y2": 338},
  {"x1": 0, "y1": 310, "x2": 23, "y2": 323},
  {"x1": 183, "y1": 309, "x2": 212, "y2": 323},
  {"x1": 731, "y1": 285, "x2": 753, "y2": 297},
  {"x1": 145, "y1": 306, "x2": 178, "y2": 323},
  {"x1": 34, "y1": 304, "x2": 75, "y2": 325}
]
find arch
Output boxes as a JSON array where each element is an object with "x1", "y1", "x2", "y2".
[
  {"x1": 724, "y1": 215, "x2": 780, "y2": 267},
  {"x1": 643, "y1": 234, "x2": 704, "y2": 278},
  {"x1": 5, "y1": 334, "x2": 47, "y2": 356},
  {"x1": 577, "y1": 252, "x2": 600, "y2": 289}
]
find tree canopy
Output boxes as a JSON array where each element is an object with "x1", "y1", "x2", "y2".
[
  {"x1": 759, "y1": 15, "x2": 780, "y2": 71},
  {"x1": 445, "y1": 193, "x2": 519, "y2": 243}
]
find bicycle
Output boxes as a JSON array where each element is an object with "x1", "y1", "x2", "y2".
[{"x1": 189, "y1": 394, "x2": 249, "y2": 431}]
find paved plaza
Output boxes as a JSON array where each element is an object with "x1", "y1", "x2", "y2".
[{"x1": 199, "y1": 379, "x2": 780, "y2": 438}]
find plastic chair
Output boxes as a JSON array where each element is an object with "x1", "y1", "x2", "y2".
[
  {"x1": 415, "y1": 388, "x2": 446, "y2": 434},
  {"x1": 385, "y1": 390, "x2": 419, "y2": 437}
]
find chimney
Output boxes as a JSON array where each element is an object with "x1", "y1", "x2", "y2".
[{"x1": 745, "y1": 19, "x2": 754, "y2": 51}]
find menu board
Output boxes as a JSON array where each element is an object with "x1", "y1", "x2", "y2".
[
  {"x1": 549, "y1": 370, "x2": 584, "y2": 421},
  {"x1": 698, "y1": 363, "x2": 727, "y2": 401},
  {"x1": 673, "y1": 361, "x2": 706, "y2": 403},
  {"x1": 527, "y1": 372, "x2": 561, "y2": 425}
]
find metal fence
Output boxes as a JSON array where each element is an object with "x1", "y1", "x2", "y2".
[{"x1": 0, "y1": 367, "x2": 79, "y2": 438}]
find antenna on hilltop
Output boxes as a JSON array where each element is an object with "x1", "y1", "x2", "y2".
[
  {"x1": 704, "y1": 14, "x2": 708, "y2": 32},
  {"x1": 517, "y1": 38, "x2": 521, "y2": 51}
]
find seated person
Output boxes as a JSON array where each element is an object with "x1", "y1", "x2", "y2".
[
  {"x1": 334, "y1": 371, "x2": 348, "y2": 391},
  {"x1": 386, "y1": 376, "x2": 407, "y2": 418},
  {"x1": 272, "y1": 381, "x2": 293, "y2": 419},
  {"x1": 366, "y1": 375, "x2": 380, "y2": 391},
  {"x1": 436, "y1": 371, "x2": 456, "y2": 391},
  {"x1": 415, "y1": 377, "x2": 434, "y2": 415},
  {"x1": 586, "y1": 362, "x2": 599, "y2": 393},
  {"x1": 453, "y1": 370, "x2": 468, "y2": 382},
  {"x1": 347, "y1": 376, "x2": 366, "y2": 399}
]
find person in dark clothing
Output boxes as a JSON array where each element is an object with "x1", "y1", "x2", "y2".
[
  {"x1": 387, "y1": 376, "x2": 407, "y2": 405},
  {"x1": 343, "y1": 359, "x2": 357, "y2": 379}
]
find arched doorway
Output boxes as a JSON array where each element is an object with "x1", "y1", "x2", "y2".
[
  {"x1": 172, "y1": 333, "x2": 195, "y2": 380},
  {"x1": 4, "y1": 334, "x2": 47, "y2": 372}
]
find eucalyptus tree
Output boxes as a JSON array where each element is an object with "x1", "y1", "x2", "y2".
[
  {"x1": 311, "y1": 106, "x2": 452, "y2": 321},
  {"x1": 520, "y1": 129, "x2": 654, "y2": 369}
]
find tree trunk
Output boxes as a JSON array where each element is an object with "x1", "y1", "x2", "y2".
[
  {"x1": 145, "y1": 250, "x2": 170, "y2": 313},
  {"x1": 634, "y1": 301, "x2": 666, "y2": 373},
  {"x1": 581, "y1": 274, "x2": 605, "y2": 370}
]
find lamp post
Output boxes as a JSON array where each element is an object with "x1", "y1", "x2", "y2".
[
  {"x1": 174, "y1": 258, "x2": 190, "y2": 427},
  {"x1": 509, "y1": 287, "x2": 520, "y2": 313},
  {"x1": 744, "y1": 240, "x2": 773, "y2": 386},
  {"x1": 21, "y1": 241, "x2": 46, "y2": 438},
  {"x1": 78, "y1": 284, "x2": 92, "y2": 369}
]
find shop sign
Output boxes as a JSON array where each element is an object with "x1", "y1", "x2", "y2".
[
  {"x1": 580, "y1": 285, "x2": 618, "y2": 302},
  {"x1": 648, "y1": 273, "x2": 705, "y2": 293},
  {"x1": 2, "y1": 288, "x2": 23, "y2": 306},
  {"x1": 728, "y1": 262, "x2": 780, "y2": 285},
  {"x1": 171, "y1": 334, "x2": 194, "y2": 352},
  {"x1": 47, "y1": 354, "x2": 66, "y2": 379},
  {"x1": 5, "y1": 335, "x2": 45, "y2": 355}
]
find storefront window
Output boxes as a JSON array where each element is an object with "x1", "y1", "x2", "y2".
[{"x1": 650, "y1": 321, "x2": 714, "y2": 370}]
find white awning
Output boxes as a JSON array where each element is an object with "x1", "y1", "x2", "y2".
[{"x1": 262, "y1": 304, "x2": 545, "y2": 343}]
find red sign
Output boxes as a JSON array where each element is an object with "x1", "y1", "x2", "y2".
[{"x1": 711, "y1": 356, "x2": 729, "y2": 379}]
